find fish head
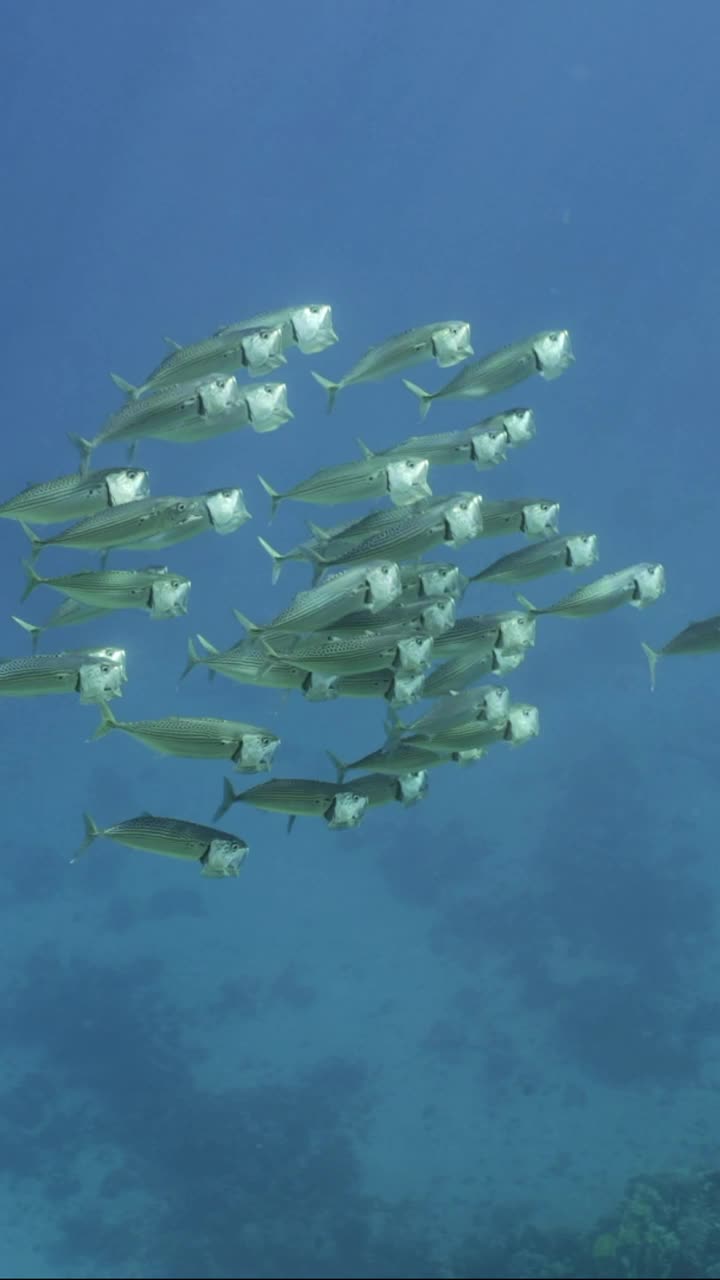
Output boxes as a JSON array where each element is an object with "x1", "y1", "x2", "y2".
[
  {"x1": 498, "y1": 612, "x2": 536, "y2": 650},
  {"x1": 444, "y1": 494, "x2": 484, "y2": 545},
  {"x1": 203, "y1": 837, "x2": 249, "y2": 877},
  {"x1": 482, "y1": 685, "x2": 512, "y2": 724},
  {"x1": 491, "y1": 646, "x2": 527, "y2": 675},
  {"x1": 566, "y1": 532, "x2": 599, "y2": 570},
  {"x1": 502, "y1": 408, "x2": 536, "y2": 445},
  {"x1": 292, "y1": 304, "x2": 338, "y2": 354},
  {"x1": 387, "y1": 669, "x2": 426, "y2": 706},
  {"x1": 396, "y1": 770, "x2": 429, "y2": 805},
  {"x1": 364, "y1": 560, "x2": 402, "y2": 611},
  {"x1": 198, "y1": 374, "x2": 240, "y2": 417},
  {"x1": 84, "y1": 646, "x2": 128, "y2": 682},
  {"x1": 420, "y1": 596, "x2": 456, "y2": 636},
  {"x1": 521, "y1": 500, "x2": 560, "y2": 538},
  {"x1": 105, "y1": 468, "x2": 151, "y2": 506},
  {"x1": 631, "y1": 563, "x2": 667, "y2": 608},
  {"x1": 150, "y1": 576, "x2": 191, "y2": 618},
  {"x1": 534, "y1": 329, "x2": 574, "y2": 379},
  {"x1": 470, "y1": 427, "x2": 509, "y2": 470},
  {"x1": 246, "y1": 382, "x2": 293, "y2": 434},
  {"x1": 396, "y1": 633, "x2": 434, "y2": 673},
  {"x1": 234, "y1": 733, "x2": 280, "y2": 773},
  {"x1": 205, "y1": 487, "x2": 251, "y2": 534},
  {"x1": 302, "y1": 671, "x2": 339, "y2": 701},
  {"x1": 77, "y1": 659, "x2": 124, "y2": 704},
  {"x1": 418, "y1": 563, "x2": 466, "y2": 600},
  {"x1": 505, "y1": 703, "x2": 540, "y2": 745},
  {"x1": 325, "y1": 791, "x2": 369, "y2": 830},
  {"x1": 242, "y1": 325, "x2": 287, "y2": 374},
  {"x1": 386, "y1": 457, "x2": 432, "y2": 506},
  {"x1": 432, "y1": 321, "x2": 474, "y2": 367}
]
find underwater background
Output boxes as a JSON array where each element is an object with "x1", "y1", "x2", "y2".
[{"x1": 3, "y1": 2, "x2": 720, "y2": 1276}]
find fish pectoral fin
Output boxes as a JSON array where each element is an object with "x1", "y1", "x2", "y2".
[{"x1": 162, "y1": 336, "x2": 183, "y2": 350}]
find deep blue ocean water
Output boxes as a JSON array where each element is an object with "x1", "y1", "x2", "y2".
[{"x1": 2, "y1": 3, "x2": 720, "y2": 1276}]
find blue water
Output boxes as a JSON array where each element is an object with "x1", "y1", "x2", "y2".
[{"x1": 2, "y1": 3, "x2": 720, "y2": 1276}]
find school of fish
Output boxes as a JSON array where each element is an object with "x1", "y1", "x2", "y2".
[{"x1": 3, "y1": 305, "x2": 706, "y2": 881}]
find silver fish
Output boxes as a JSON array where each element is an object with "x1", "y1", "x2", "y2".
[
  {"x1": 417, "y1": 702, "x2": 540, "y2": 751},
  {"x1": 259, "y1": 456, "x2": 431, "y2": 519},
  {"x1": 71, "y1": 378, "x2": 239, "y2": 471},
  {"x1": 263, "y1": 628, "x2": 434, "y2": 677},
  {"x1": 93, "y1": 705, "x2": 279, "y2": 771},
  {"x1": 214, "y1": 776, "x2": 368, "y2": 831},
  {"x1": 642, "y1": 616, "x2": 720, "y2": 691},
  {"x1": 112, "y1": 326, "x2": 286, "y2": 397},
  {"x1": 324, "y1": 668, "x2": 427, "y2": 708},
  {"x1": 470, "y1": 533, "x2": 598, "y2": 584},
  {"x1": 0, "y1": 467, "x2": 150, "y2": 524},
  {"x1": 75, "y1": 812, "x2": 248, "y2": 877},
  {"x1": 216, "y1": 303, "x2": 338, "y2": 355},
  {"x1": 311, "y1": 494, "x2": 483, "y2": 571},
  {"x1": 433, "y1": 611, "x2": 536, "y2": 658},
  {"x1": 640, "y1": 615, "x2": 720, "y2": 690},
  {"x1": 234, "y1": 561, "x2": 402, "y2": 636},
  {"x1": 181, "y1": 635, "x2": 312, "y2": 692},
  {"x1": 357, "y1": 409, "x2": 531, "y2": 472},
  {"x1": 389, "y1": 685, "x2": 512, "y2": 743},
  {"x1": 22, "y1": 563, "x2": 190, "y2": 619},
  {"x1": 155, "y1": 381, "x2": 293, "y2": 441},
  {"x1": 329, "y1": 594, "x2": 455, "y2": 639},
  {"x1": 326, "y1": 759, "x2": 428, "y2": 807},
  {"x1": 331, "y1": 741, "x2": 454, "y2": 780},
  {"x1": 479, "y1": 498, "x2": 560, "y2": 539},
  {"x1": 12, "y1": 598, "x2": 114, "y2": 653},
  {"x1": 312, "y1": 321, "x2": 473, "y2": 411},
  {"x1": 404, "y1": 330, "x2": 574, "y2": 418},
  {"x1": 423, "y1": 646, "x2": 527, "y2": 699},
  {"x1": 0, "y1": 651, "x2": 124, "y2": 702},
  {"x1": 22, "y1": 497, "x2": 205, "y2": 560},
  {"x1": 518, "y1": 563, "x2": 666, "y2": 619}
]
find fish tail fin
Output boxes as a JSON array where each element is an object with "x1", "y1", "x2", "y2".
[
  {"x1": 641, "y1": 641, "x2": 659, "y2": 692},
  {"x1": 179, "y1": 636, "x2": 201, "y2": 681},
  {"x1": 72, "y1": 812, "x2": 101, "y2": 862},
  {"x1": 213, "y1": 777, "x2": 238, "y2": 823},
  {"x1": 232, "y1": 609, "x2": 261, "y2": 636},
  {"x1": 11, "y1": 614, "x2": 42, "y2": 653},
  {"x1": 91, "y1": 700, "x2": 118, "y2": 740},
  {"x1": 311, "y1": 371, "x2": 339, "y2": 413},
  {"x1": 19, "y1": 522, "x2": 43, "y2": 563},
  {"x1": 20, "y1": 559, "x2": 43, "y2": 601},
  {"x1": 257, "y1": 475, "x2": 282, "y2": 522},
  {"x1": 196, "y1": 634, "x2": 219, "y2": 655},
  {"x1": 383, "y1": 707, "x2": 405, "y2": 745},
  {"x1": 515, "y1": 593, "x2": 537, "y2": 614},
  {"x1": 257, "y1": 535, "x2": 285, "y2": 585},
  {"x1": 110, "y1": 372, "x2": 143, "y2": 398},
  {"x1": 68, "y1": 433, "x2": 94, "y2": 474},
  {"x1": 403, "y1": 379, "x2": 432, "y2": 420},
  {"x1": 326, "y1": 750, "x2": 347, "y2": 783}
]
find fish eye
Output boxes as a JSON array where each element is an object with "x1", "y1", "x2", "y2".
[
  {"x1": 100, "y1": 664, "x2": 111, "y2": 673},
  {"x1": 127, "y1": 470, "x2": 138, "y2": 479},
  {"x1": 261, "y1": 736, "x2": 274, "y2": 746},
  {"x1": 170, "y1": 580, "x2": 181, "y2": 588},
  {"x1": 310, "y1": 305, "x2": 320, "y2": 313},
  {"x1": 221, "y1": 490, "x2": 234, "y2": 498},
  {"x1": 548, "y1": 331, "x2": 560, "y2": 340},
  {"x1": 263, "y1": 385, "x2": 273, "y2": 393},
  {"x1": 176, "y1": 502, "x2": 186, "y2": 512}
]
